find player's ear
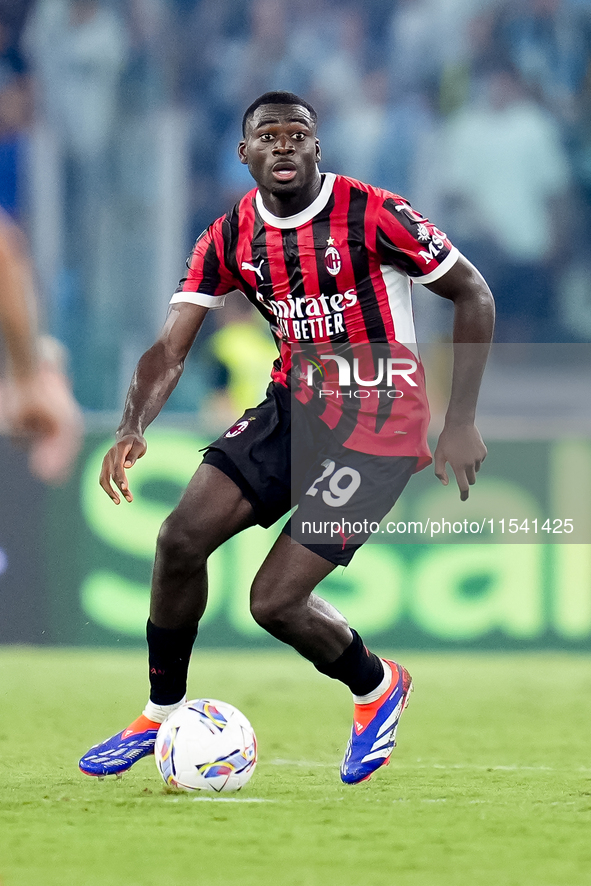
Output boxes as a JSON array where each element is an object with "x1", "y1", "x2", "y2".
[
  {"x1": 315, "y1": 138, "x2": 321, "y2": 163},
  {"x1": 238, "y1": 140, "x2": 248, "y2": 165}
]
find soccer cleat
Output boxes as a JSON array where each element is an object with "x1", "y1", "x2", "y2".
[
  {"x1": 340, "y1": 660, "x2": 412, "y2": 785},
  {"x1": 79, "y1": 715, "x2": 160, "y2": 777}
]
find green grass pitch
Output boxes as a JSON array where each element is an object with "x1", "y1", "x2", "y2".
[{"x1": 1, "y1": 647, "x2": 591, "y2": 886}]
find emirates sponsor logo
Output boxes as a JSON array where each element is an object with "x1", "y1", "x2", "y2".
[{"x1": 256, "y1": 288, "x2": 357, "y2": 342}]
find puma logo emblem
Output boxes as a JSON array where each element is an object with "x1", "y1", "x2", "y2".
[
  {"x1": 241, "y1": 258, "x2": 265, "y2": 280},
  {"x1": 338, "y1": 529, "x2": 356, "y2": 550}
]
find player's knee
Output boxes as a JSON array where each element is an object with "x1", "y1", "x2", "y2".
[
  {"x1": 250, "y1": 596, "x2": 284, "y2": 632},
  {"x1": 156, "y1": 514, "x2": 208, "y2": 572},
  {"x1": 250, "y1": 586, "x2": 297, "y2": 634}
]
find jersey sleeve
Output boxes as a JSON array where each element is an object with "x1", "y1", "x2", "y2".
[
  {"x1": 170, "y1": 216, "x2": 240, "y2": 309},
  {"x1": 376, "y1": 197, "x2": 459, "y2": 284}
]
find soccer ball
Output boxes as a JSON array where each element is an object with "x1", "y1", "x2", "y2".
[{"x1": 154, "y1": 698, "x2": 257, "y2": 793}]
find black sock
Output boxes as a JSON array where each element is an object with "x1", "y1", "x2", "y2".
[
  {"x1": 314, "y1": 629, "x2": 385, "y2": 696},
  {"x1": 147, "y1": 619, "x2": 198, "y2": 705}
]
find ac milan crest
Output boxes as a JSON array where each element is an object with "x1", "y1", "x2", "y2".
[
  {"x1": 224, "y1": 419, "x2": 251, "y2": 438},
  {"x1": 324, "y1": 243, "x2": 342, "y2": 277}
]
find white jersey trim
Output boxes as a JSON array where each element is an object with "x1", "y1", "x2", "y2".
[
  {"x1": 413, "y1": 246, "x2": 460, "y2": 285},
  {"x1": 380, "y1": 265, "x2": 419, "y2": 358},
  {"x1": 169, "y1": 291, "x2": 226, "y2": 309},
  {"x1": 255, "y1": 173, "x2": 337, "y2": 229}
]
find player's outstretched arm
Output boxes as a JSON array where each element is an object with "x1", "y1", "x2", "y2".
[
  {"x1": 0, "y1": 217, "x2": 39, "y2": 385},
  {"x1": 0, "y1": 217, "x2": 85, "y2": 487},
  {"x1": 425, "y1": 254, "x2": 495, "y2": 500},
  {"x1": 100, "y1": 302, "x2": 209, "y2": 504}
]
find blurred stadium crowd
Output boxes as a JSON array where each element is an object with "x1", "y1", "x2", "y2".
[{"x1": 0, "y1": 0, "x2": 590, "y2": 411}]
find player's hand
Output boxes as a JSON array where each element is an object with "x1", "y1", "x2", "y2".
[
  {"x1": 1, "y1": 353, "x2": 84, "y2": 485},
  {"x1": 434, "y1": 423, "x2": 487, "y2": 501},
  {"x1": 6, "y1": 375, "x2": 62, "y2": 439},
  {"x1": 99, "y1": 433, "x2": 147, "y2": 504}
]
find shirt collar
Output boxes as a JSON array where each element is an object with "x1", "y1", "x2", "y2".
[{"x1": 255, "y1": 173, "x2": 336, "y2": 229}]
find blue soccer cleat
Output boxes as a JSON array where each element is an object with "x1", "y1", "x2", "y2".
[
  {"x1": 340, "y1": 661, "x2": 413, "y2": 785},
  {"x1": 79, "y1": 715, "x2": 160, "y2": 778}
]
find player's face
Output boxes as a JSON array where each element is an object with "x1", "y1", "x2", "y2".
[{"x1": 238, "y1": 104, "x2": 321, "y2": 210}]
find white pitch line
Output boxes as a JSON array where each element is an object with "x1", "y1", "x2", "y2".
[
  {"x1": 191, "y1": 796, "x2": 274, "y2": 803},
  {"x1": 269, "y1": 759, "x2": 338, "y2": 768},
  {"x1": 429, "y1": 764, "x2": 554, "y2": 771},
  {"x1": 268, "y1": 760, "x2": 573, "y2": 773},
  {"x1": 165, "y1": 796, "x2": 275, "y2": 803}
]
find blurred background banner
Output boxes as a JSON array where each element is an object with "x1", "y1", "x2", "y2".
[
  {"x1": 0, "y1": 438, "x2": 46, "y2": 643},
  {"x1": 6, "y1": 425, "x2": 582, "y2": 651},
  {"x1": 0, "y1": 0, "x2": 590, "y2": 648}
]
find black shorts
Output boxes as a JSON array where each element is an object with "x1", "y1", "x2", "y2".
[{"x1": 202, "y1": 383, "x2": 416, "y2": 566}]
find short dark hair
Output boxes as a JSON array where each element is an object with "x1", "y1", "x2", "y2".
[{"x1": 242, "y1": 91, "x2": 318, "y2": 136}]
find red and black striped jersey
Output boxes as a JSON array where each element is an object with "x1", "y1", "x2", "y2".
[{"x1": 171, "y1": 173, "x2": 459, "y2": 465}]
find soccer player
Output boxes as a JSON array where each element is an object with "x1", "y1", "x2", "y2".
[{"x1": 79, "y1": 91, "x2": 494, "y2": 784}]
